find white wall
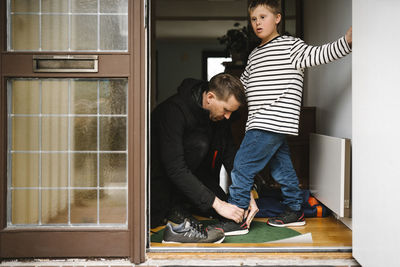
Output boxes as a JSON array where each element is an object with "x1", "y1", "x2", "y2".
[
  {"x1": 353, "y1": 1, "x2": 400, "y2": 266},
  {"x1": 303, "y1": 0, "x2": 352, "y2": 139}
]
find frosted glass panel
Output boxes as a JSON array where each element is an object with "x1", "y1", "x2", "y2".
[
  {"x1": 71, "y1": 81, "x2": 98, "y2": 114},
  {"x1": 12, "y1": 153, "x2": 39, "y2": 187},
  {"x1": 100, "y1": 0, "x2": 128, "y2": 13},
  {"x1": 12, "y1": 80, "x2": 40, "y2": 114},
  {"x1": 100, "y1": 117, "x2": 126, "y2": 151},
  {"x1": 8, "y1": 0, "x2": 128, "y2": 51},
  {"x1": 12, "y1": 189, "x2": 39, "y2": 224},
  {"x1": 11, "y1": 0, "x2": 39, "y2": 12},
  {"x1": 71, "y1": 0, "x2": 98, "y2": 13},
  {"x1": 71, "y1": 15, "x2": 97, "y2": 50},
  {"x1": 70, "y1": 190, "x2": 97, "y2": 223},
  {"x1": 42, "y1": 80, "x2": 69, "y2": 114},
  {"x1": 71, "y1": 153, "x2": 97, "y2": 187},
  {"x1": 42, "y1": 15, "x2": 69, "y2": 51},
  {"x1": 8, "y1": 78, "x2": 128, "y2": 227},
  {"x1": 41, "y1": 189, "x2": 68, "y2": 224},
  {"x1": 99, "y1": 80, "x2": 127, "y2": 114},
  {"x1": 100, "y1": 15, "x2": 128, "y2": 50},
  {"x1": 99, "y1": 189, "x2": 126, "y2": 224},
  {"x1": 12, "y1": 15, "x2": 39, "y2": 50}
]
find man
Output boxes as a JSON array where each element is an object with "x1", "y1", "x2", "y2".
[{"x1": 150, "y1": 73, "x2": 247, "y2": 229}]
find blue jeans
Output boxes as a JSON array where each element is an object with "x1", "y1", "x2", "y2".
[{"x1": 228, "y1": 129, "x2": 303, "y2": 211}]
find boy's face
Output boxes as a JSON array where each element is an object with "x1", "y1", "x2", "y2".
[{"x1": 250, "y1": 5, "x2": 281, "y2": 45}]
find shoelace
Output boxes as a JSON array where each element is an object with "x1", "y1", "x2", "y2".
[{"x1": 185, "y1": 222, "x2": 207, "y2": 239}]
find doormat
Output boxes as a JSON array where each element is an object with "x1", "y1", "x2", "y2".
[{"x1": 150, "y1": 220, "x2": 301, "y2": 243}]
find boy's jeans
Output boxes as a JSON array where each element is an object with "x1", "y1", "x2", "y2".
[{"x1": 228, "y1": 129, "x2": 303, "y2": 211}]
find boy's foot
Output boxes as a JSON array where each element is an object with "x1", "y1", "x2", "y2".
[
  {"x1": 162, "y1": 219, "x2": 225, "y2": 243},
  {"x1": 167, "y1": 205, "x2": 201, "y2": 226},
  {"x1": 267, "y1": 208, "x2": 305, "y2": 227},
  {"x1": 211, "y1": 219, "x2": 249, "y2": 236}
]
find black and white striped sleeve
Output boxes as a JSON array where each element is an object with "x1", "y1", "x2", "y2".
[{"x1": 290, "y1": 36, "x2": 352, "y2": 69}]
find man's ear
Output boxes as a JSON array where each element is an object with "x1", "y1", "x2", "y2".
[{"x1": 206, "y1": 91, "x2": 216, "y2": 103}]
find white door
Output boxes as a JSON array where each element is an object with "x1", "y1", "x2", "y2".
[{"x1": 353, "y1": 1, "x2": 400, "y2": 266}]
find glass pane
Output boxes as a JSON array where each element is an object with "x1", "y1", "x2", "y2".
[
  {"x1": 12, "y1": 15, "x2": 39, "y2": 50},
  {"x1": 99, "y1": 189, "x2": 126, "y2": 224},
  {"x1": 99, "y1": 80, "x2": 127, "y2": 114},
  {"x1": 42, "y1": 15, "x2": 69, "y2": 51},
  {"x1": 42, "y1": 0, "x2": 68, "y2": 12},
  {"x1": 11, "y1": 0, "x2": 39, "y2": 12},
  {"x1": 71, "y1": 117, "x2": 97, "y2": 151},
  {"x1": 71, "y1": 153, "x2": 97, "y2": 187},
  {"x1": 100, "y1": 15, "x2": 127, "y2": 50},
  {"x1": 12, "y1": 117, "x2": 39, "y2": 151},
  {"x1": 71, "y1": 15, "x2": 97, "y2": 50},
  {"x1": 42, "y1": 117, "x2": 68, "y2": 151},
  {"x1": 100, "y1": 117, "x2": 126, "y2": 151},
  {"x1": 42, "y1": 80, "x2": 69, "y2": 114},
  {"x1": 42, "y1": 153, "x2": 68, "y2": 187},
  {"x1": 12, "y1": 153, "x2": 39, "y2": 187},
  {"x1": 12, "y1": 189, "x2": 39, "y2": 224},
  {"x1": 285, "y1": 19, "x2": 296, "y2": 37},
  {"x1": 100, "y1": 0, "x2": 128, "y2": 13},
  {"x1": 70, "y1": 190, "x2": 97, "y2": 223},
  {"x1": 100, "y1": 153, "x2": 126, "y2": 187},
  {"x1": 71, "y1": 81, "x2": 98, "y2": 114},
  {"x1": 12, "y1": 80, "x2": 40, "y2": 114},
  {"x1": 284, "y1": 0, "x2": 296, "y2": 16},
  {"x1": 71, "y1": 0, "x2": 98, "y2": 13},
  {"x1": 41, "y1": 189, "x2": 68, "y2": 224}
]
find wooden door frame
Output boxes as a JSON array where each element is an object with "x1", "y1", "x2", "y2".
[{"x1": 0, "y1": 0, "x2": 146, "y2": 263}]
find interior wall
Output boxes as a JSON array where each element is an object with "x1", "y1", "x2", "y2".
[
  {"x1": 303, "y1": 0, "x2": 352, "y2": 139},
  {"x1": 353, "y1": 1, "x2": 400, "y2": 266},
  {"x1": 155, "y1": 39, "x2": 225, "y2": 104}
]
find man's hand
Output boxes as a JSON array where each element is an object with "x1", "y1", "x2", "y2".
[
  {"x1": 345, "y1": 26, "x2": 352, "y2": 48},
  {"x1": 212, "y1": 197, "x2": 244, "y2": 223},
  {"x1": 244, "y1": 192, "x2": 259, "y2": 228}
]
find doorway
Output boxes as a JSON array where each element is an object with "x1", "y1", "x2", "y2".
[{"x1": 148, "y1": 0, "x2": 352, "y2": 252}]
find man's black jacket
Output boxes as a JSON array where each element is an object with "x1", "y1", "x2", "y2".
[{"x1": 151, "y1": 78, "x2": 237, "y2": 211}]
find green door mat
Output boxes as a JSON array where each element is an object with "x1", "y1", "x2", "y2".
[{"x1": 151, "y1": 220, "x2": 300, "y2": 243}]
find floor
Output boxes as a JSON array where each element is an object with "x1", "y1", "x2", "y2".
[{"x1": 150, "y1": 215, "x2": 352, "y2": 249}]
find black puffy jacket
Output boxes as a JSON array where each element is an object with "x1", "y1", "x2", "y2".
[{"x1": 151, "y1": 78, "x2": 236, "y2": 211}]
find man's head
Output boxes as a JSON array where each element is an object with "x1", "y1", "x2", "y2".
[
  {"x1": 202, "y1": 73, "x2": 246, "y2": 121},
  {"x1": 248, "y1": 0, "x2": 281, "y2": 45}
]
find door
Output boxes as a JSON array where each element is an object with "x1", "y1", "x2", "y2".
[
  {"x1": 0, "y1": 0, "x2": 146, "y2": 263},
  {"x1": 353, "y1": 0, "x2": 400, "y2": 266}
]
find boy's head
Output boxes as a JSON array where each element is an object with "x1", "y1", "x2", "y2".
[
  {"x1": 248, "y1": 0, "x2": 282, "y2": 45},
  {"x1": 203, "y1": 73, "x2": 246, "y2": 121}
]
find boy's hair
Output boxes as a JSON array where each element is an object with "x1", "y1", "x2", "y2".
[
  {"x1": 209, "y1": 73, "x2": 246, "y2": 106},
  {"x1": 248, "y1": 0, "x2": 282, "y2": 15}
]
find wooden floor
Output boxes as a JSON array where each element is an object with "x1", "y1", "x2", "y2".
[{"x1": 150, "y1": 215, "x2": 352, "y2": 248}]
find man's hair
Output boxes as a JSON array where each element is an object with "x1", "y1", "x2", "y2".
[
  {"x1": 208, "y1": 73, "x2": 246, "y2": 106},
  {"x1": 248, "y1": 0, "x2": 281, "y2": 15}
]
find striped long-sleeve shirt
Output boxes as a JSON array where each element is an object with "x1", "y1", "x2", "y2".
[{"x1": 240, "y1": 35, "x2": 352, "y2": 135}]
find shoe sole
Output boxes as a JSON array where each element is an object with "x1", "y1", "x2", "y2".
[
  {"x1": 224, "y1": 229, "x2": 249, "y2": 236},
  {"x1": 267, "y1": 221, "x2": 306, "y2": 227},
  {"x1": 161, "y1": 236, "x2": 225, "y2": 244}
]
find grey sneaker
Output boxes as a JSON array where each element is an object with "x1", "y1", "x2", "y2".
[
  {"x1": 267, "y1": 208, "x2": 306, "y2": 227},
  {"x1": 211, "y1": 219, "x2": 249, "y2": 236},
  {"x1": 162, "y1": 219, "x2": 225, "y2": 243}
]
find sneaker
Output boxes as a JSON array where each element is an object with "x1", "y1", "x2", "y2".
[
  {"x1": 162, "y1": 219, "x2": 225, "y2": 243},
  {"x1": 267, "y1": 208, "x2": 306, "y2": 227},
  {"x1": 167, "y1": 205, "x2": 201, "y2": 226},
  {"x1": 211, "y1": 219, "x2": 249, "y2": 236}
]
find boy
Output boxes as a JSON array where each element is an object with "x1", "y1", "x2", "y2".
[{"x1": 220, "y1": 0, "x2": 352, "y2": 234}]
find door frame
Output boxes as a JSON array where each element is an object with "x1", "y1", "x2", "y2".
[{"x1": 0, "y1": 0, "x2": 146, "y2": 263}]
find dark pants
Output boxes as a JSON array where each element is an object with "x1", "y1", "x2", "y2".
[{"x1": 150, "y1": 132, "x2": 227, "y2": 228}]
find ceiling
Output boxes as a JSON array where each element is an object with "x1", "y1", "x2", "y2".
[{"x1": 154, "y1": 0, "x2": 249, "y2": 40}]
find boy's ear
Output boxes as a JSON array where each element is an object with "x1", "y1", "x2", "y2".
[{"x1": 275, "y1": 13, "x2": 282, "y2": 25}]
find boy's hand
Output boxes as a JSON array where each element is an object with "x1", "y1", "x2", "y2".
[
  {"x1": 212, "y1": 197, "x2": 244, "y2": 223},
  {"x1": 345, "y1": 26, "x2": 352, "y2": 48}
]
